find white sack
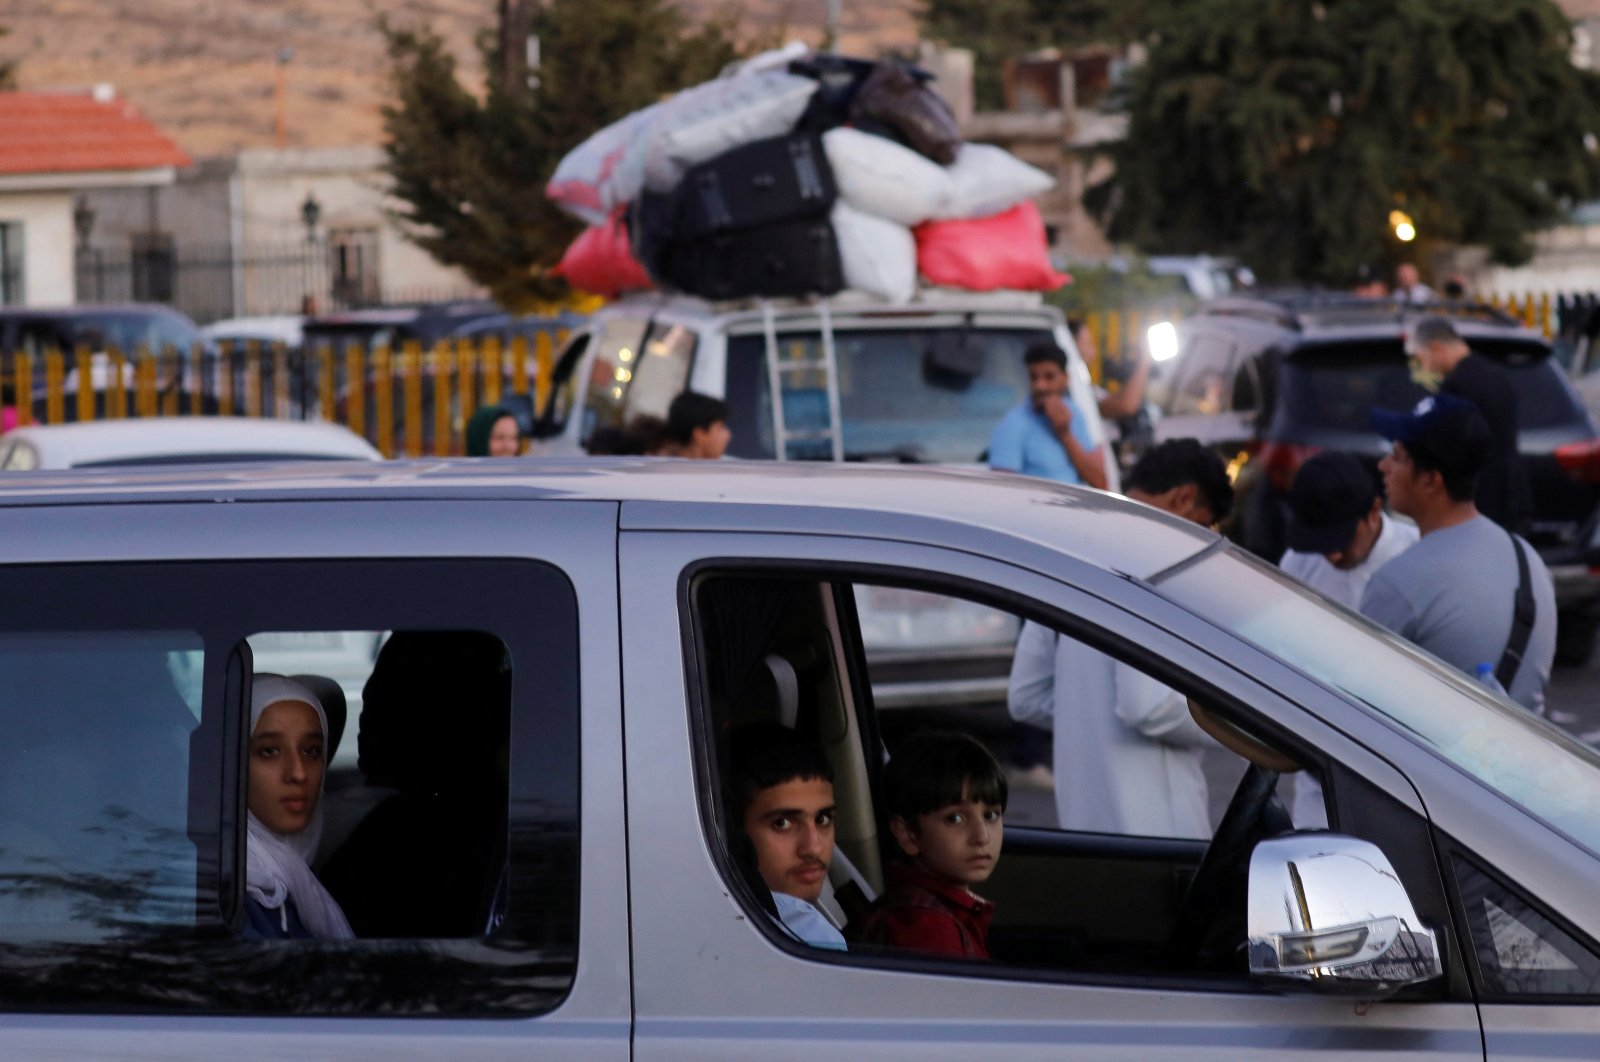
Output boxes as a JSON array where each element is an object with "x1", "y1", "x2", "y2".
[
  {"x1": 935, "y1": 142, "x2": 1057, "y2": 221},
  {"x1": 642, "y1": 71, "x2": 819, "y2": 192},
  {"x1": 546, "y1": 103, "x2": 663, "y2": 226},
  {"x1": 731, "y1": 40, "x2": 811, "y2": 77},
  {"x1": 822, "y1": 127, "x2": 952, "y2": 227},
  {"x1": 833, "y1": 201, "x2": 917, "y2": 304}
]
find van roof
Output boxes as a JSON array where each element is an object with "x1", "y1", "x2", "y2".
[{"x1": 0, "y1": 458, "x2": 1212, "y2": 582}]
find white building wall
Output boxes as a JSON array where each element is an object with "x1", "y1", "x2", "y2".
[
  {"x1": 0, "y1": 191, "x2": 75, "y2": 306},
  {"x1": 234, "y1": 147, "x2": 478, "y2": 314}
]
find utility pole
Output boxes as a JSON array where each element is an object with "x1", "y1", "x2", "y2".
[
  {"x1": 498, "y1": 0, "x2": 534, "y2": 97},
  {"x1": 273, "y1": 48, "x2": 293, "y2": 150},
  {"x1": 824, "y1": 0, "x2": 842, "y2": 49}
]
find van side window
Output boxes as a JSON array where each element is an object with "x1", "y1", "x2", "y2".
[
  {"x1": 623, "y1": 322, "x2": 697, "y2": 422},
  {"x1": 690, "y1": 570, "x2": 1358, "y2": 982},
  {"x1": 579, "y1": 316, "x2": 650, "y2": 442},
  {"x1": 0, "y1": 559, "x2": 578, "y2": 1016},
  {"x1": 578, "y1": 316, "x2": 702, "y2": 444},
  {"x1": 0, "y1": 631, "x2": 203, "y2": 939},
  {"x1": 1170, "y1": 332, "x2": 1236, "y2": 416}
]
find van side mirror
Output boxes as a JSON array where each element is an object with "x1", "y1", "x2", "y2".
[{"x1": 1247, "y1": 834, "x2": 1443, "y2": 997}]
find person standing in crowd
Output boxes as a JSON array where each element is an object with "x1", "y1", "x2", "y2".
[
  {"x1": 1007, "y1": 439, "x2": 1234, "y2": 839},
  {"x1": 1279, "y1": 451, "x2": 1419, "y2": 606},
  {"x1": 465, "y1": 405, "x2": 523, "y2": 457},
  {"x1": 663, "y1": 391, "x2": 732, "y2": 459},
  {"x1": 1406, "y1": 315, "x2": 1526, "y2": 530},
  {"x1": 1276, "y1": 450, "x2": 1419, "y2": 826},
  {"x1": 988, "y1": 342, "x2": 1108, "y2": 490},
  {"x1": 1395, "y1": 263, "x2": 1436, "y2": 303},
  {"x1": 1362, "y1": 394, "x2": 1556, "y2": 714}
]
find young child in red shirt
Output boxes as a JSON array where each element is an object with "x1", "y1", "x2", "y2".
[{"x1": 860, "y1": 730, "x2": 1007, "y2": 959}]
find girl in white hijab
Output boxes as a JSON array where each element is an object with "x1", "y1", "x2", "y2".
[{"x1": 243, "y1": 674, "x2": 354, "y2": 940}]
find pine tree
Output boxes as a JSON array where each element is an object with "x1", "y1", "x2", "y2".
[
  {"x1": 381, "y1": 2, "x2": 741, "y2": 309},
  {"x1": 1087, "y1": 0, "x2": 1600, "y2": 284}
]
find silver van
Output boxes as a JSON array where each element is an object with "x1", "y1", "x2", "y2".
[
  {"x1": 2, "y1": 458, "x2": 1598, "y2": 1058},
  {"x1": 530, "y1": 291, "x2": 1115, "y2": 714}
]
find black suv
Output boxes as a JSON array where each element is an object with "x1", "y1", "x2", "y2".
[{"x1": 1152, "y1": 293, "x2": 1600, "y2": 662}]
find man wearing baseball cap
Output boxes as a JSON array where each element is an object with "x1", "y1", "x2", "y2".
[
  {"x1": 1406, "y1": 315, "x2": 1526, "y2": 530},
  {"x1": 1280, "y1": 451, "x2": 1418, "y2": 609},
  {"x1": 1360, "y1": 393, "x2": 1556, "y2": 713}
]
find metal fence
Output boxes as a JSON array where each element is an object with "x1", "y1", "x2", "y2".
[
  {"x1": 72, "y1": 234, "x2": 480, "y2": 325},
  {"x1": 7, "y1": 331, "x2": 567, "y2": 459}
]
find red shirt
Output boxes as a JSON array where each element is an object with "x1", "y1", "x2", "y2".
[{"x1": 859, "y1": 863, "x2": 994, "y2": 959}]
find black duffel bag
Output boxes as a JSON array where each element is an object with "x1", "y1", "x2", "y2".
[
  {"x1": 659, "y1": 219, "x2": 843, "y2": 301},
  {"x1": 677, "y1": 131, "x2": 836, "y2": 239}
]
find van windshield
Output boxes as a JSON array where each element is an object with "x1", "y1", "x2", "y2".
[
  {"x1": 725, "y1": 327, "x2": 1046, "y2": 463},
  {"x1": 1156, "y1": 545, "x2": 1600, "y2": 857}
]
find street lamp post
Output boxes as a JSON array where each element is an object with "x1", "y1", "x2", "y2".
[
  {"x1": 301, "y1": 192, "x2": 322, "y2": 243},
  {"x1": 73, "y1": 196, "x2": 100, "y2": 301}
]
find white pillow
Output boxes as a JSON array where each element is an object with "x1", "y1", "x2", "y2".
[
  {"x1": 642, "y1": 71, "x2": 819, "y2": 192},
  {"x1": 935, "y1": 143, "x2": 1056, "y2": 221},
  {"x1": 822, "y1": 127, "x2": 952, "y2": 227},
  {"x1": 834, "y1": 201, "x2": 917, "y2": 304}
]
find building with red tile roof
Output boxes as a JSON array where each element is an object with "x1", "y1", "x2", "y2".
[
  {"x1": 0, "y1": 88, "x2": 190, "y2": 307},
  {"x1": 0, "y1": 89, "x2": 191, "y2": 181}
]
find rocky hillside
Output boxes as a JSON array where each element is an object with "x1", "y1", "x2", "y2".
[
  {"x1": 1, "y1": 0, "x2": 918, "y2": 157},
  {"x1": 9, "y1": 0, "x2": 1592, "y2": 158}
]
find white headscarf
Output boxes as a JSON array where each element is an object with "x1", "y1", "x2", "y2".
[{"x1": 245, "y1": 674, "x2": 354, "y2": 940}]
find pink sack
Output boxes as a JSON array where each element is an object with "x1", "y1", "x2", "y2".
[
  {"x1": 913, "y1": 201, "x2": 1070, "y2": 292},
  {"x1": 552, "y1": 217, "x2": 654, "y2": 298}
]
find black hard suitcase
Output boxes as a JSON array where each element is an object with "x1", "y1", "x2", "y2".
[
  {"x1": 678, "y1": 132, "x2": 836, "y2": 238},
  {"x1": 662, "y1": 219, "x2": 843, "y2": 300}
]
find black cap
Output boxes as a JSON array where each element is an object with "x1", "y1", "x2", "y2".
[
  {"x1": 1285, "y1": 451, "x2": 1378, "y2": 554},
  {"x1": 1370, "y1": 392, "x2": 1491, "y2": 478}
]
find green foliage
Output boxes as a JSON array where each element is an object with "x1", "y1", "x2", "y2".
[
  {"x1": 919, "y1": 0, "x2": 1147, "y2": 109},
  {"x1": 1046, "y1": 259, "x2": 1193, "y2": 318},
  {"x1": 381, "y1": 1, "x2": 743, "y2": 310},
  {"x1": 1087, "y1": 0, "x2": 1600, "y2": 285}
]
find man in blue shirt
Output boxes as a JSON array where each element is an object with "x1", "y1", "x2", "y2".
[{"x1": 988, "y1": 342, "x2": 1108, "y2": 488}]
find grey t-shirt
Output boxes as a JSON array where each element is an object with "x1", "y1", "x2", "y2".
[{"x1": 1360, "y1": 515, "x2": 1556, "y2": 713}]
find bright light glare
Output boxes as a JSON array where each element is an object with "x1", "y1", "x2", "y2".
[
  {"x1": 1147, "y1": 321, "x2": 1180, "y2": 363},
  {"x1": 1395, "y1": 222, "x2": 1416, "y2": 242}
]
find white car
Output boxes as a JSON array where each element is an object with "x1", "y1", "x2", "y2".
[
  {"x1": 0, "y1": 417, "x2": 382, "y2": 471},
  {"x1": 198, "y1": 315, "x2": 306, "y2": 351}
]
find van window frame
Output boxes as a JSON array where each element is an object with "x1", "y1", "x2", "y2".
[
  {"x1": 678, "y1": 553, "x2": 1468, "y2": 997},
  {"x1": 0, "y1": 556, "x2": 580, "y2": 1017}
]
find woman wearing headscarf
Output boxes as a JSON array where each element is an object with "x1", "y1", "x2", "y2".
[
  {"x1": 243, "y1": 674, "x2": 354, "y2": 941},
  {"x1": 465, "y1": 405, "x2": 522, "y2": 457}
]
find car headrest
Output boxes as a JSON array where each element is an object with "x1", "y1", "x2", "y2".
[{"x1": 291, "y1": 673, "x2": 347, "y2": 765}]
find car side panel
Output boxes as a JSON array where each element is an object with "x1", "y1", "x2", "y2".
[{"x1": 620, "y1": 528, "x2": 1481, "y2": 1060}]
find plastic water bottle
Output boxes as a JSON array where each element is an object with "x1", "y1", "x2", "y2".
[{"x1": 1475, "y1": 662, "x2": 1508, "y2": 697}]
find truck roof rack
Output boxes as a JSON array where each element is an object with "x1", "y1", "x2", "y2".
[{"x1": 1199, "y1": 293, "x2": 1522, "y2": 331}]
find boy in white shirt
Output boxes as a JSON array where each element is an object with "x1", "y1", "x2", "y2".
[
  {"x1": 1279, "y1": 451, "x2": 1418, "y2": 609},
  {"x1": 727, "y1": 723, "x2": 847, "y2": 950}
]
